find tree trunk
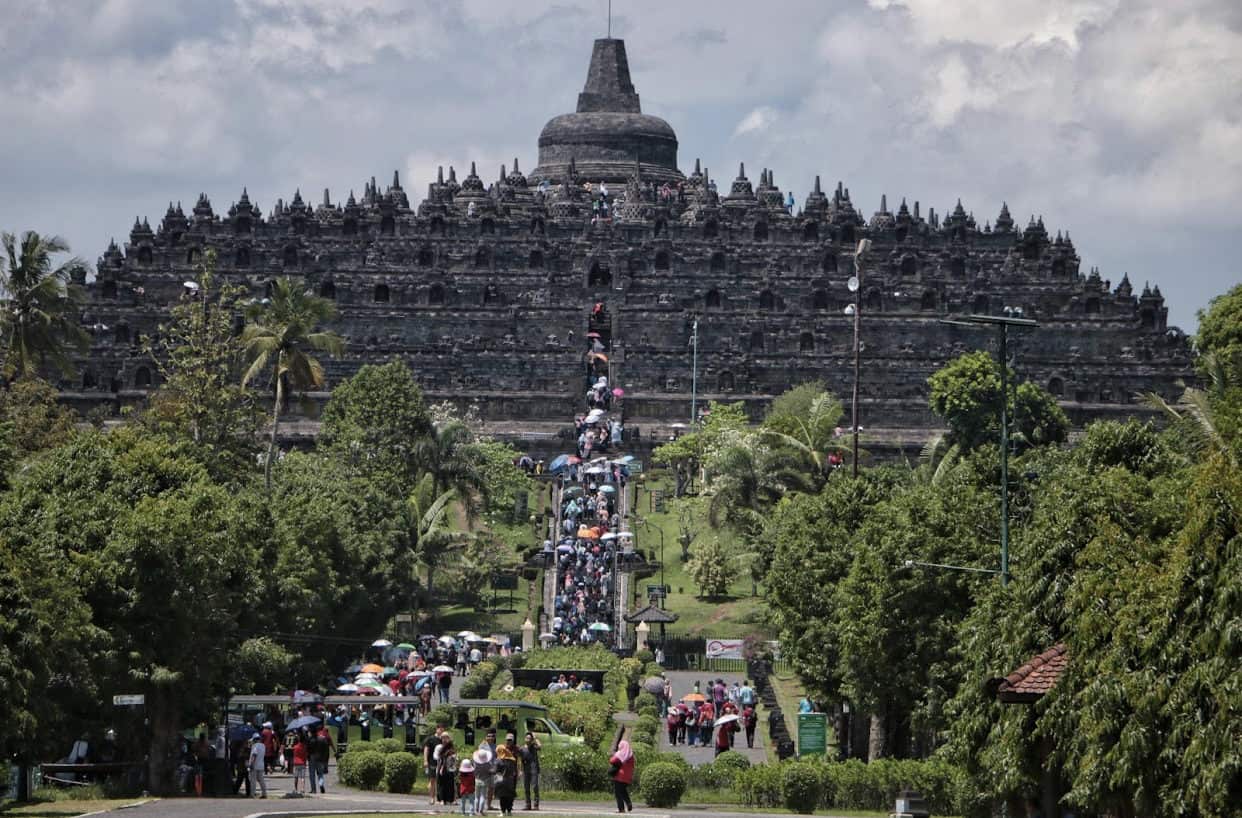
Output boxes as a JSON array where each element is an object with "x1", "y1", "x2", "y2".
[
  {"x1": 146, "y1": 688, "x2": 181, "y2": 795},
  {"x1": 867, "y1": 709, "x2": 888, "y2": 762},
  {"x1": 264, "y1": 372, "x2": 283, "y2": 490}
]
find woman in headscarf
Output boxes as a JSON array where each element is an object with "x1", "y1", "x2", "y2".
[
  {"x1": 608, "y1": 739, "x2": 635, "y2": 813},
  {"x1": 494, "y1": 734, "x2": 520, "y2": 815}
]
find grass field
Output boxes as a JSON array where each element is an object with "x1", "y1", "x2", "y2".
[
  {"x1": 625, "y1": 477, "x2": 769, "y2": 638},
  {"x1": 0, "y1": 789, "x2": 153, "y2": 817}
]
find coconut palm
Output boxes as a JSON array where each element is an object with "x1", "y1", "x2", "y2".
[
  {"x1": 0, "y1": 231, "x2": 89, "y2": 381},
  {"x1": 414, "y1": 419, "x2": 489, "y2": 518},
  {"x1": 1144, "y1": 352, "x2": 1239, "y2": 466},
  {"x1": 406, "y1": 474, "x2": 474, "y2": 613},
  {"x1": 241, "y1": 278, "x2": 344, "y2": 488},
  {"x1": 760, "y1": 389, "x2": 848, "y2": 488}
]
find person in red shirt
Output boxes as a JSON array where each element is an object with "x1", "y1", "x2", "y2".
[
  {"x1": 291, "y1": 731, "x2": 308, "y2": 793},
  {"x1": 665, "y1": 709, "x2": 680, "y2": 746},
  {"x1": 608, "y1": 739, "x2": 635, "y2": 813},
  {"x1": 260, "y1": 723, "x2": 277, "y2": 774},
  {"x1": 714, "y1": 722, "x2": 732, "y2": 757},
  {"x1": 698, "y1": 701, "x2": 715, "y2": 746},
  {"x1": 742, "y1": 706, "x2": 757, "y2": 749},
  {"x1": 459, "y1": 758, "x2": 476, "y2": 815}
]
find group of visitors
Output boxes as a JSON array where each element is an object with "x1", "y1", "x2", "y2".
[
  {"x1": 238, "y1": 722, "x2": 334, "y2": 799},
  {"x1": 665, "y1": 679, "x2": 759, "y2": 753},
  {"x1": 424, "y1": 725, "x2": 542, "y2": 815}
]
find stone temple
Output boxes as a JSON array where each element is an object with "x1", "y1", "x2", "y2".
[{"x1": 72, "y1": 38, "x2": 1194, "y2": 456}]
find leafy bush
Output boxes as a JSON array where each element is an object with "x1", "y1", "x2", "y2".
[
  {"x1": 715, "y1": 750, "x2": 751, "y2": 771},
  {"x1": 641, "y1": 762, "x2": 687, "y2": 807},
  {"x1": 637, "y1": 706, "x2": 659, "y2": 720},
  {"x1": 427, "y1": 704, "x2": 453, "y2": 727},
  {"x1": 372, "y1": 737, "x2": 405, "y2": 754},
  {"x1": 635, "y1": 715, "x2": 660, "y2": 739},
  {"x1": 460, "y1": 660, "x2": 499, "y2": 697},
  {"x1": 634, "y1": 690, "x2": 658, "y2": 712},
  {"x1": 634, "y1": 648, "x2": 655, "y2": 663},
  {"x1": 338, "y1": 750, "x2": 386, "y2": 790},
  {"x1": 536, "y1": 690, "x2": 616, "y2": 746},
  {"x1": 508, "y1": 651, "x2": 526, "y2": 669},
  {"x1": 542, "y1": 744, "x2": 611, "y2": 792},
  {"x1": 346, "y1": 740, "x2": 374, "y2": 754},
  {"x1": 782, "y1": 764, "x2": 822, "y2": 814},
  {"x1": 692, "y1": 749, "x2": 751, "y2": 788},
  {"x1": 642, "y1": 661, "x2": 664, "y2": 678},
  {"x1": 736, "y1": 763, "x2": 783, "y2": 807},
  {"x1": 382, "y1": 752, "x2": 419, "y2": 793},
  {"x1": 816, "y1": 758, "x2": 965, "y2": 814}
]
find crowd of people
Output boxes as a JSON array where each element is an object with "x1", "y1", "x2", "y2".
[
  {"x1": 424, "y1": 725, "x2": 542, "y2": 814},
  {"x1": 663, "y1": 678, "x2": 759, "y2": 754},
  {"x1": 545, "y1": 348, "x2": 633, "y2": 647}
]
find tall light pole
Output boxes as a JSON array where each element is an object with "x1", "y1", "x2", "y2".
[
  {"x1": 845, "y1": 239, "x2": 872, "y2": 477},
  {"x1": 690, "y1": 317, "x2": 699, "y2": 425},
  {"x1": 940, "y1": 308, "x2": 1037, "y2": 587}
]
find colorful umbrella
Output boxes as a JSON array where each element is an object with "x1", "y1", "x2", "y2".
[
  {"x1": 612, "y1": 387, "x2": 624, "y2": 397},
  {"x1": 361, "y1": 663, "x2": 384, "y2": 674},
  {"x1": 549, "y1": 454, "x2": 571, "y2": 472},
  {"x1": 599, "y1": 485, "x2": 617, "y2": 494},
  {"x1": 681, "y1": 693, "x2": 706, "y2": 703},
  {"x1": 588, "y1": 622, "x2": 611, "y2": 632},
  {"x1": 396, "y1": 642, "x2": 417, "y2": 651}
]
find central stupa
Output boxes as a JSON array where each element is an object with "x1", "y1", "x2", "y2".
[{"x1": 530, "y1": 38, "x2": 683, "y2": 185}]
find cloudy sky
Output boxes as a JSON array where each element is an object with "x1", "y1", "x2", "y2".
[{"x1": 1, "y1": 0, "x2": 1238, "y2": 331}]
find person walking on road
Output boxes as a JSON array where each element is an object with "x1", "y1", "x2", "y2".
[
  {"x1": 496, "y1": 735, "x2": 520, "y2": 815},
  {"x1": 247, "y1": 734, "x2": 267, "y2": 799},
  {"x1": 742, "y1": 705, "x2": 757, "y2": 749},
  {"x1": 425, "y1": 725, "x2": 445, "y2": 804},
  {"x1": 608, "y1": 739, "x2": 635, "y2": 813},
  {"x1": 520, "y1": 731, "x2": 541, "y2": 810}
]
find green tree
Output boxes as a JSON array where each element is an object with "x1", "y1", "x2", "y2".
[
  {"x1": 1195, "y1": 282, "x2": 1242, "y2": 374},
  {"x1": 761, "y1": 381, "x2": 848, "y2": 483},
  {"x1": 144, "y1": 253, "x2": 262, "y2": 478},
  {"x1": 241, "y1": 278, "x2": 344, "y2": 488},
  {"x1": 319, "y1": 360, "x2": 432, "y2": 485},
  {"x1": 928, "y1": 351, "x2": 1068, "y2": 450},
  {"x1": 0, "y1": 377, "x2": 77, "y2": 487},
  {"x1": 414, "y1": 419, "x2": 489, "y2": 517},
  {"x1": 406, "y1": 474, "x2": 472, "y2": 612},
  {"x1": 653, "y1": 401, "x2": 749, "y2": 495},
  {"x1": 684, "y1": 537, "x2": 737, "y2": 598},
  {"x1": 234, "y1": 637, "x2": 297, "y2": 694},
  {"x1": 0, "y1": 231, "x2": 89, "y2": 380}
]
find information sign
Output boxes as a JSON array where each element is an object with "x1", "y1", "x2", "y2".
[
  {"x1": 113, "y1": 694, "x2": 145, "y2": 706},
  {"x1": 798, "y1": 712, "x2": 827, "y2": 756}
]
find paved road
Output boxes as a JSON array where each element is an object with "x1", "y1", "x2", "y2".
[{"x1": 656, "y1": 671, "x2": 765, "y2": 766}]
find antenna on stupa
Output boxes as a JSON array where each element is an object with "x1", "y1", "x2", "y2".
[{"x1": 607, "y1": 0, "x2": 612, "y2": 38}]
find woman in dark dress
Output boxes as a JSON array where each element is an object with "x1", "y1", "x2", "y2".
[
  {"x1": 436, "y1": 736, "x2": 457, "y2": 806},
  {"x1": 494, "y1": 735, "x2": 520, "y2": 815}
]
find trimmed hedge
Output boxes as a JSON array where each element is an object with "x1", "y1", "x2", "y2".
[
  {"x1": 338, "y1": 749, "x2": 386, "y2": 790},
  {"x1": 542, "y1": 744, "x2": 611, "y2": 792},
  {"x1": 782, "y1": 764, "x2": 822, "y2": 814},
  {"x1": 734, "y1": 758, "x2": 967, "y2": 815},
  {"x1": 640, "y1": 762, "x2": 687, "y2": 808},
  {"x1": 372, "y1": 737, "x2": 405, "y2": 754},
  {"x1": 460, "y1": 660, "x2": 500, "y2": 698},
  {"x1": 634, "y1": 649, "x2": 655, "y2": 664},
  {"x1": 427, "y1": 704, "x2": 453, "y2": 727},
  {"x1": 382, "y1": 752, "x2": 419, "y2": 793}
]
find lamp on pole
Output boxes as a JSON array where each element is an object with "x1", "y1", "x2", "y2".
[
  {"x1": 845, "y1": 239, "x2": 872, "y2": 477},
  {"x1": 690, "y1": 317, "x2": 699, "y2": 426},
  {"x1": 939, "y1": 308, "x2": 1037, "y2": 587}
]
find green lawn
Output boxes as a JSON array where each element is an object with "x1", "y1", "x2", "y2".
[
  {"x1": 0, "y1": 796, "x2": 153, "y2": 816},
  {"x1": 627, "y1": 476, "x2": 768, "y2": 637}
]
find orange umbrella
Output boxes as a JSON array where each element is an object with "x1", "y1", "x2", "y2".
[
  {"x1": 577, "y1": 528, "x2": 600, "y2": 540},
  {"x1": 361, "y1": 663, "x2": 385, "y2": 674},
  {"x1": 680, "y1": 692, "x2": 706, "y2": 703}
]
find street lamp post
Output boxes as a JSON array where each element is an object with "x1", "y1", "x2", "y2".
[
  {"x1": 940, "y1": 309, "x2": 1037, "y2": 587},
  {"x1": 846, "y1": 239, "x2": 872, "y2": 477},
  {"x1": 690, "y1": 318, "x2": 699, "y2": 425}
]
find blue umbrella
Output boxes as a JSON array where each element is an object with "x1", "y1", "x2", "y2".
[
  {"x1": 549, "y1": 454, "x2": 571, "y2": 472},
  {"x1": 285, "y1": 715, "x2": 322, "y2": 732},
  {"x1": 415, "y1": 676, "x2": 431, "y2": 691},
  {"x1": 345, "y1": 663, "x2": 363, "y2": 674},
  {"x1": 228, "y1": 724, "x2": 257, "y2": 742}
]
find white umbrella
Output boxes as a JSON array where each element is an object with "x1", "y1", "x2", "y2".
[
  {"x1": 539, "y1": 632, "x2": 556, "y2": 640},
  {"x1": 371, "y1": 639, "x2": 393, "y2": 647},
  {"x1": 457, "y1": 630, "x2": 478, "y2": 638},
  {"x1": 438, "y1": 635, "x2": 456, "y2": 644},
  {"x1": 432, "y1": 664, "x2": 454, "y2": 673},
  {"x1": 714, "y1": 714, "x2": 741, "y2": 726},
  {"x1": 600, "y1": 533, "x2": 618, "y2": 541},
  {"x1": 336, "y1": 683, "x2": 359, "y2": 693},
  {"x1": 617, "y1": 532, "x2": 635, "y2": 539}
]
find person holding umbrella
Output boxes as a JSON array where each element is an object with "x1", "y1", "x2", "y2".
[{"x1": 714, "y1": 715, "x2": 740, "y2": 757}]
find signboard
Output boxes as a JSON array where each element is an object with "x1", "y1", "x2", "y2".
[
  {"x1": 705, "y1": 638, "x2": 745, "y2": 660},
  {"x1": 798, "y1": 712, "x2": 828, "y2": 756},
  {"x1": 491, "y1": 572, "x2": 518, "y2": 590},
  {"x1": 113, "y1": 694, "x2": 145, "y2": 706},
  {"x1": 650, "y1": 490, "x2": 666, "y2": 513},
  {"x1": 627, "y1": 461, "x2": 644, "y2": 474}
]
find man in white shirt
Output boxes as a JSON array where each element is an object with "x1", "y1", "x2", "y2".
[{"x1": 248, "y1": 734, "x2": 267, "y2": 798}]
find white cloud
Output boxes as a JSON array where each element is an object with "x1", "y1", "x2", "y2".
[{"x1": 734, "y1": 107, "x2": 778, "y2": 137}]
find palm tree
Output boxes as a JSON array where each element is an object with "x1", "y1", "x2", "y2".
[
  {"x1": 1144, "y1": 352, "x2": 1240, "y2": 466},
  {"x1": 241, "y1": 278, "x2": 344, "y2": 488},
  {"x1": 0, "y1": 231, "x2": 89, "y2": 381},
  {"x1": 761, "y1": 389, "x2": 848, "y2": 488},
  {"x1": 414, "y1": 419, "x2": 489, "y2": 518},
  {"x1": 406, "y1": 475, "x2": 474, "y2": 616}
]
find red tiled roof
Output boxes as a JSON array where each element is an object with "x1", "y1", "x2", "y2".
[{"x1": 996, "y1": 643, "x2": 1068, "y2": 704}]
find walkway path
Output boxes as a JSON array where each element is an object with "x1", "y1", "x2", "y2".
[{"x1": 657, "y1": 670, "x2": 766, "y2": 766}]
